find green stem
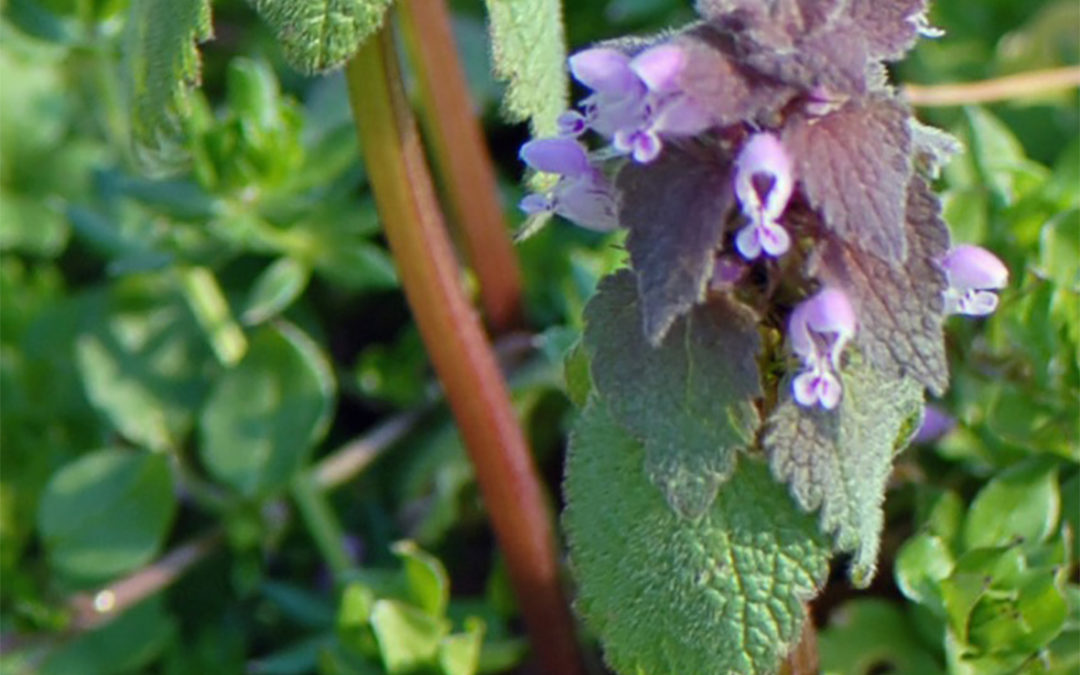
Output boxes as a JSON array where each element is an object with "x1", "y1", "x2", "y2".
[
  {"x1": 398, "y1": 0, "x2": 524, "y2": 333},
  {"x1": 344, "y1": 28, "x2": 584, "y2": 675},
  {"x1": 290, "y1": 473, "x2": 352, "y2": 579}
]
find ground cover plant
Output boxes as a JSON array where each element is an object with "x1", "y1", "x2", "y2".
[{"x1": 1, "y1": 0, "x2": 1077, "y2": 674}]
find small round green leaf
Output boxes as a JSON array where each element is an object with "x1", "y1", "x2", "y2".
[
  {"x1": 963, "y1": 459, "x2": 1060, "y2": 550},
  {"x1": 38, "y1": 449, "x2": 177, "y2": 581},
  {"x1": 199, "y1": 322, "x2": 335, "y2": 497},
  {"x1": 895, "y1": 532, "x2": 954, "y2": 610},
  {"x1": 242, "y1": 257, "x2": 311, "y2": 325}
]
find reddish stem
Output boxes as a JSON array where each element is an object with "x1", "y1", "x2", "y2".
[
  {"x1": 344, "y1": 27, "x2": 584, "y2": 675},
  {"x1": 398, "y1": 0, "x2": 524, "y2": 333}
]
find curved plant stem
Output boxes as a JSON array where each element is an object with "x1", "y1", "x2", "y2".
[
  {"x1": 398, "y1": 0, "x2": 524, "y2": 332},
  {"x1": 344, "y1": 27, "x2": 584, "y2": 675},
  {"x1": 905, "y1": 66, "x2": 1080, "y2": 107}
]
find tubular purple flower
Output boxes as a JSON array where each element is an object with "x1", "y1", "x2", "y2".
[
  {"x1": 942, "y1": 244, "x2": 1008, "y2": 316},
  {"x1": 517, "y1": 137, "x2": 618, "y2": 231},
  {"x1": 733, "y1": 132, "x2": 794, "y2": 260},
  {"x1": 569, "y1": 48, "x2": 643, "y2": 98},
  {"x1": 562, "y1": 43, "x2": 709, "y2": 163},
  {"x1": 519, "y1": 138, "x2": 592, "y2": 176},
  {"x1": 788, "y1": 288, "x2": 857, "y2": 409},
  {"x1": 628, "y1": 44, "x2": 685, "y2": 94}
]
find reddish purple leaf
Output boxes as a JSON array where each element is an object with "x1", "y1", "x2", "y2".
[
  {"x1": 810, "y1": 176, "x2": 951, "y2": 394},
  {"x1": 784, "y1": 96, "x2": 913, "y2": 262},
  {"x1": 617, "y1": 141, "x2": 735, "y2": 344}
]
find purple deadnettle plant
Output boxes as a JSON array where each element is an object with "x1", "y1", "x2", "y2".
[{"x1": 550, "y1": 1, "x2": 1014, "y2": 674}]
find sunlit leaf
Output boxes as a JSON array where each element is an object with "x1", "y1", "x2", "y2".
[
  {"x1": 564, "y1": 401, "x2": 830, "y2": 675},
  {"x1": 584, "y1": 271, "x2": 761, "y2": 518}
]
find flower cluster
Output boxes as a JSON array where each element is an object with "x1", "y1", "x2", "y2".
[{"x1": 518, "y1": 1, "x2": 1010, "y2": 411}]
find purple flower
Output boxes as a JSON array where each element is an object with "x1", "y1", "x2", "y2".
[
  {"x1": 518, "y1": 138, "x2": 618, "y2": 231},
  {"x1": 912, "y1": 404, "x2": 955, "y2": 444},
  {"x1": 942, "y1": 244, "x2": 1008, "y2": 316},
  {"x1": 788, "y1": 288, "x2": 857, "y2": 409},
  {"x1": 733, "y1": 132, "x2": 794, "y2": 260},
  {"x1": 563, "y1": 44, "x2": 710, "y2": 163}
]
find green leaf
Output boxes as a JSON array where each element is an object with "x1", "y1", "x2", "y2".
[
  {"x1": 248, "y1": 0, "x2": 394, "y2": 75},
  {"x1": 392, "y1": 541, "x2": 449, "y2": 617},
  {"x1": 484, "y1": 0, "x2": 568, "y2": 136},
  {"x1": 38, "y1": 449, "x2": 177, "y2": 580},
  {"x1": 895, "y1": 532, "x2": 955, "y2": 610},
  {"x1": 199, "y1": 322, "x2": 335, "y2": 497},
  {"x1": 126, "y1": 0, "x2": 213, "y2": 170},
  {"x1": 242, "y1": 257, "x2": 311, "y2": 325},
  {"x1": 963, "y1": 459, "x2": 1060, "y2": 550},
  {"x1": 76, "y1": 279, "x2": 214, "y2": 453},
  {"x1": 583, "y1": 271, "x2": 762, "y2": 518},
  {"x1": 764, "y1": 355, "x2": 924, "y2": 586},
  {"x1": 438, "y1": 618, "x2": 484, "y2": 675},
  {"x1": 39, "y1": 596, "x2": 177, "y2": 675},
  {"x1": 370, "y1": 599, "x2": 450, "y2": 673},
  {"x1": 1038, "y1": 208, "x2": 1080, "y2": 290},
  {"x1": 563, "y1": 401, "x2": 830, "y2": 675},
  {"x1": 818, "y1": 599, "x2": 945, "y2": 675}
]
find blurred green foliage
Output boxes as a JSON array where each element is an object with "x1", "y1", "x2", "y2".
[{"x1": 0, "y1": 0, "x2": 1077, "y2": 673}]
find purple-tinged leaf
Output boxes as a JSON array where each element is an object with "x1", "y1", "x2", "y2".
[
  {"x1": 584, "y1": 271, "x2": 762, "y2": 518},
  {"x1": 617, "y1": 142, "x2": 735, "y2": 344},
  {"x1": 764, "y1": 354, "x2": 924, "y2": 586},
  {"x1": 675, "y1": 27, "x2": 797, "y2": 129},
  {"x1": 849, "y1": 0, "x2": 929, "y2": 62},
  {"x1": 784, "y1": 96, "x2": 913, "y2": 261},
  {"x1": 810, "y1": 176, "x2": 951, "y2": 394}
]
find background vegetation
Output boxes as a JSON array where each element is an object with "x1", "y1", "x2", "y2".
[{"x1": 1, "y1": 0, "x2": 1077, "y2": 673}]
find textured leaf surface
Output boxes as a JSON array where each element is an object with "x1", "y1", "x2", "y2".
[
  {"x1": 38, "y1": 449, "x2": 177, "y2": 580},
  {"x1": 812, "y1": 176, "x2": 951, "y2": 394},
  {"x1": 584, "y1": 271, "x2": 761, "y2": 518},
  {"x1": 199, "y1": 322, "x2": 335, "y2": 496},
  {"x1": 126, "y1": 0, "x2": 213, "y2": 170},
  {"x1": 484, "y1": 0, "x2": 567, "y2": 136},
  {"x1": 676, "y1": 26, "x2": 796, "y2": 129},
  {"x1": 849, "y1": 0, "x2": 927, "y2": 61},
  {"x1": 617, "y1": 142, "x2": 734, "y2": 344},
  {"x1": 784, "y1": 97, "x2": 913, "y2": 261},
  {"x1": 564, "y1": 401, "x2": 830, "y2": 675},
  {"x1": 248, "y1": 0, "x2": 394, "y2": 74},
  {"x1": 764, "y1": 356, "x2": 923, "y2": 585}
]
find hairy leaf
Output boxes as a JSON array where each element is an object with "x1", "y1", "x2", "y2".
[
  {"x1": 676, "y1": 26, "x2": 797, "y2": 129},
  {"x1": 617, "y1": 142, "x2": 734, "y2": 344},
  {"x1": 849, "y1": 0, "x2": 928, "y2": 62},
  {"x1": 484, "y1": 0, "x2": 568, "y2": 136},
  {"x1": 783, "y1": 96, "x2": 913, "y2": 262},
  {"x1": 584, "y1": 271, "x2": 761, "y2": 518},
  {"x1": 764, "y1": 355, "x2": 924, "y2": 585},
  {"x1": 564, "y1": 401, "x2": 830, "y2": 675},
  {"x1": 811, "y1": 176, "x2": 951, "y2": 394},
  {"x1": 248, "y1": 0, "x2": 394, "y2": 74},
  {"x1": 126, "y1": 0, "x2": 213, "y2": 170}
]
